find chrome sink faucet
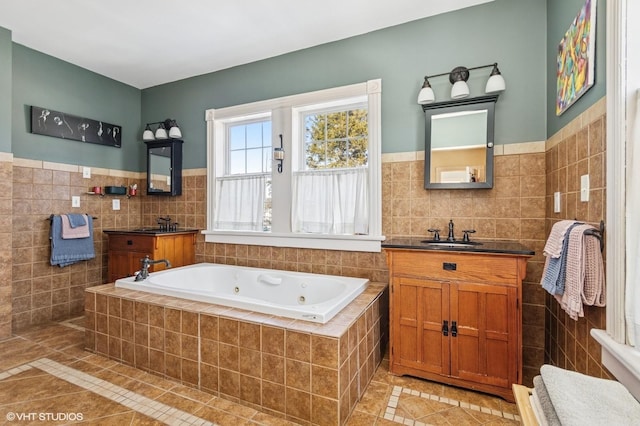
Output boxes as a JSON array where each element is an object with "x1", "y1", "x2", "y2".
[{"x1": 134, "y1": 255, "x2": 172, "y2": 281}]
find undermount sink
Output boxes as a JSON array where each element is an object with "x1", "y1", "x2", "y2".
[{"x1": 420, "y1": 240, "x2": 483, "y2": 248}]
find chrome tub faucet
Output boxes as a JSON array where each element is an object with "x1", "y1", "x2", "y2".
[{"x1": 134, "y1": 255, "x2": 172, "y2": 281}]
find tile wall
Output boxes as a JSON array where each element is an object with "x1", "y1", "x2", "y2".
[
  {"x1": 544, "y1": 98, "x2": 609, "y2": 378},
  {"x1": 6, "y1": 144, "x2": 549, "y2": 384},
  {"x1": 10, "y1": 160, "x2": 145, "y2": 332},
  {"x1": 85, "y1": 282, "x2": 388, "y2": 424},
  {"x1": 0, "y1": 154, "x2": 12, "y2": 338},
  {"x1": 8, "y1": 163, "x2": 212, "y2": 333}
]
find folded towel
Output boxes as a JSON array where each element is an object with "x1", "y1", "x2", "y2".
[
  {"x1": 544, "y1": 220, "x2": 578, "y2": 258},
  {"x1": 532, "y1": 375, "x2": 560, "y2": 426},
  {"x1": 66, "y1": 213, "x2": 86, "y2": 228},
  {"x1": 530, "y1": 392, "x2": 548, "y2": 426},
  {"x1": 540, "y1": 364, "x2": 640, "y2": 426},
  {"x1": 541, "y1": 222, "x2": 581, "y2": 295},
  {"x1": 555, "y1": 224, "x2": 605, "y2": 320},
  {"x1": 50, "y1": 215, "x2": 95, "y2": 267},
  {"x1": 582, "y1": 231, "x2": 606, "y2": 308},
  {"x1": 61, "y1": 214, "x2": 90, "y2": 239}
]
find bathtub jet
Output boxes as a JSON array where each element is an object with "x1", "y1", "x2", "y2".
[{"x1": 115, "y1": 263, "x2": 369, "y2": 324}]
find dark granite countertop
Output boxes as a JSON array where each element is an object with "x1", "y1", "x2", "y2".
[
  {"x1": 382, "y1": 237, "x2": 534, "y2": 256},
  {"x1": 103, "y1": 228, "x2": 200, "y2": 236}
]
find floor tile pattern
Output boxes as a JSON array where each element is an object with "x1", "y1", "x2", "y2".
[
  {"x1": 382, "y1": 386, "x2": 520, "y2": 425},
  {"x1": 0, "y1": 318, "x2": 522, "y2": 425},
  {"x1": 27, "y1": 358, "x2": 215, "y2": 425}
]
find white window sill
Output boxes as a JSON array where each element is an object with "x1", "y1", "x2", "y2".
[
  {"x1": 591, "y1": 329, "x2": 640, "y2": 401},
  {"x1": 203, "y1": 230, "x2": 384, "y2": 252}
]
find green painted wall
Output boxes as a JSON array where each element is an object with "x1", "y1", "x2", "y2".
[
  {"x1": 0, "y1": 27, "x2": 11, "y2": 153},
  {"x1": 547, "y1": 0, "x2": 606, "y2": 136},
  {"x1": 11, "y1": 44, "x2": 143, "y2": 171},
  {"x1": 143, "y1": 0, "x2": 547, "y2": 170},
  {"x1": 7, "y1": 0, "x2": 602, "y2": 171}
]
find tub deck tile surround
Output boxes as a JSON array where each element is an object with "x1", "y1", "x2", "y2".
[{"x1": 85, "y1": 281, "x2": 388, "y2": 425}]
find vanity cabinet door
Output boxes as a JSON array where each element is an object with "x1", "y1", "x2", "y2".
[
  {"x1": 154, "y1": 234, "x2": 196, "y2": 269},
  {"x1": 107, "y1": 236, "x2": 153, "y2": 282},
  {"x1": 108, "y1": 250, "x2": 138, "y2": 282},
  {"x1": 450, "y1": 282, "x2": 519, "y2": 389},
  {"x1": 393, "y1": 276, "x2": 450, "y2": 376}
]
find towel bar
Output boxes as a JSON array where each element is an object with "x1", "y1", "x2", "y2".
[
  {"x1": 583, "y1": 219, "x2": 605, "y2": 252},
  {"x1": 572, "y1": 219, "x2": 604, "y2": 252},
  {"x1": 47, "y1": 214, "x2": 98, "y2": 221}
]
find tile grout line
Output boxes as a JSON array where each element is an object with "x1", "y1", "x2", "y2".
[
  {"x1": 383, "y1": 385, "x2": 521, "y2": 425},
  {"x1": 13, "y1": 358, "x2": 219, "y2": 426},
  {"x1": 58, "y1": 318, "x2": 86, "y2": 332}
]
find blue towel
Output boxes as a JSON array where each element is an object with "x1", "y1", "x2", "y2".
[
  {"x1": 66, "y1": 213, "x2": 86, "y2": 228},
  {"x1": 50, "y1": 215, "x2": 95, "y2": 267},
  {"x1": 542, "y1": 222, "x2": 581, "y2": 295}
]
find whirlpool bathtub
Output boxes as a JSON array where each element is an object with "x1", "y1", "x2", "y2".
[{"x1": 115, "y1": 263, "x2": 369, "y2": 323}]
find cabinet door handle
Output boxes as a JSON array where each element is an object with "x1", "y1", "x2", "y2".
[
  {"x1": 442, "y1": 320, "x2": 449, "y2": 336},
  {"x1": 127, "y1": 240, "x2": 133, "y2": 245},
  {"x1": 451, "y1": 321, "x2": 457, "y2": 337}
]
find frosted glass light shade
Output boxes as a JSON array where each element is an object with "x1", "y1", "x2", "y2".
[
  {"x1": 142, "y1": 128, "x2": 155, "y2": 141},
  {"x1": 450, "y1": 81, "x2": 470, "y2": 99},
  {"x1": 485, "y1": 73, "x2": 506, "y2": 93},
  {"x1": 155, "y1": 125, "x2": 168, "y2": 139},
  {"x1": 168, "y1": 125, "x2": 182, "y2": 139},
  {"x1": 417, "y1": 86, "x2": 435, "y2": 104}
]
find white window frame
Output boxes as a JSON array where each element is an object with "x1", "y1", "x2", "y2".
[{"x1": 204, "y1": 79, "x2": 383, "y2": 252}]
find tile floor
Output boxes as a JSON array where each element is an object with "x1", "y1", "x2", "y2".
[{"x1": 0, "y1": 318, "x2": 521, "y2": 425}]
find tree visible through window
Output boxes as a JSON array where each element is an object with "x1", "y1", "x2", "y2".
[{"x1": 304, "y1": 108, "x2": 368, "y2": 169}]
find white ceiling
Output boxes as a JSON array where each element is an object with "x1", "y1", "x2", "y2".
[{"x1": 0, "y1": 0, "x2": 492, "y2": 89}]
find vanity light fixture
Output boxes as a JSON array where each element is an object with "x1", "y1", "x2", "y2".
[
  {"x1": 142, "y1": 119, "x2": 182, "y2": 141},
  {"x1": 417, "y1": 63, "x2": 505, "y2": 105},
  {"x1": 274, "y1": 134, "x2": 285, "y2": 173}
]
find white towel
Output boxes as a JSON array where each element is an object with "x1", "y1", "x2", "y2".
[{"x1": 540, "y1": 364, "x2": 640, "y2": 426}]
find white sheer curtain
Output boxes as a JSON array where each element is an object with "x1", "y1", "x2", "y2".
[
  {"x1": 626, "y1": 92, "x2": 640, "y2": 347},
  {"x1": 214, "y1": 175, "x2": 265, "y2": 231},
  {"x1": 292, "y1": 167, "x2": 368, "y2": 235}
]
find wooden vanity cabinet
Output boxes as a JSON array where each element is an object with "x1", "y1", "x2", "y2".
[
  {"x1": 385, "y1": 249, "x2": 530, "y2": 402},
  {"x1": 105, "y1": 230, "x2": 197, "y2": 282}
]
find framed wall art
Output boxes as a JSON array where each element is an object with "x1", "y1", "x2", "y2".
[
  {"x1": 30, "y1": 106, "x2": 122, "y2": 148},
  {"x1": 556, "y1": 0, "x2": 597, "y2": 116}
]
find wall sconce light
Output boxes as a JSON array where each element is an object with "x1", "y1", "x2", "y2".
[
  {"x1": 142, "y1": 118, "x2": 182, "y2": 141},
  {"x1": 274, "y1": 134, "x2": 285, "y2": 173},
  {"x1": 417, "y1": 63, "x2": 506, "y2": 105}
]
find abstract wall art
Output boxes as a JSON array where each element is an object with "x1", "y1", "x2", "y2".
[{"x1": 556, "y1": 0, "x2": 597, "y2": 116}]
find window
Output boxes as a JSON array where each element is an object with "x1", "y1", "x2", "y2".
[
  {"x1": 213, "y1": 119, "x2": 272, "y2": 231},
  {"x1": 292, "y1": 102, "x2": 369, "y2": 235},
  {"x1": 205, "y1": 79, "x2": 383, "y2": 252}
]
